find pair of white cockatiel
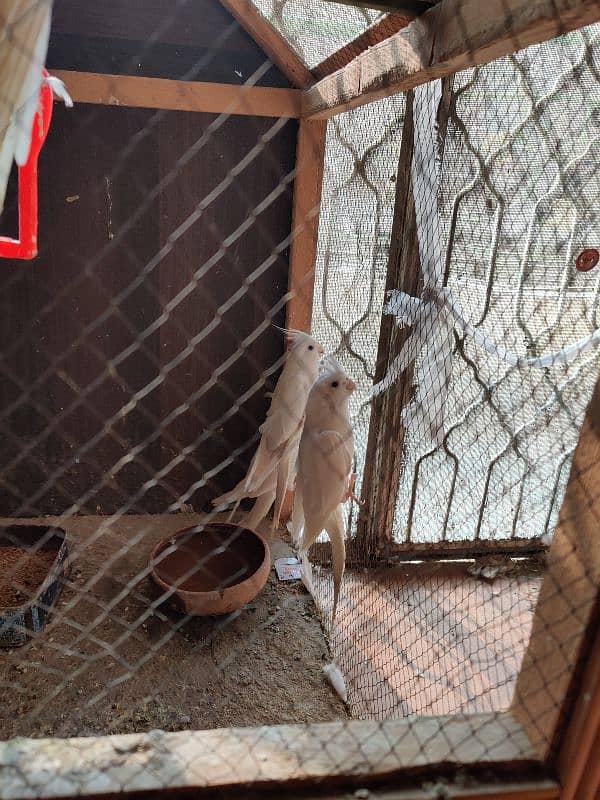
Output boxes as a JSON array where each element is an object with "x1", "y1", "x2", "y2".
[{"x1": 213, "y1": 329, "x2": 357, "y2": 622}]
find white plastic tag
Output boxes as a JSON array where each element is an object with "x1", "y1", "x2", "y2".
[{"x1": 274, "y1": 557, "x2": 302, "y2": 581}]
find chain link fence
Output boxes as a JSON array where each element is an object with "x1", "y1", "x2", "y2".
[
  {"x1": 250, "y1": 0, "x2": 383, "y2": 67},
  {"x1": 1, "y1": 0, "x2": 600, "y2": 796},
  {"x1": 310, "y1": 23, "x2": 600, "y2": 719}
]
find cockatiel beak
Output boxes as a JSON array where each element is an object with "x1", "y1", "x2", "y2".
[
  {"x1": 345, "y1": 378, "x2": 356, "y2": 392},
  {"x1": 318, "y1": 346, "x2": 325, "y2": 357}
]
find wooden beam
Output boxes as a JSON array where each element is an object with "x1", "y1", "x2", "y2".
[
  {"x1": 303, "y1": 0, "x2": 600, "y2": 118},
  {"x1": 216, "y1": 0, "x2": 314, "y2": 89},
  {"x1": 322, "y1": 0, "x2": 434, "y2": 16},
  {"x1": 279, "y1": 117, "x2": 327, "y2": 521},
  {"x1": 556, "y1": 618, "x2": 600, "y2": 799},
  {"x1": 313, "y1": 14, "x2": 415, "y2": 79},
  {"x1": 356, "y1": 89, "x2": 420, "y2": 559},
  {"x1": 0, "y1": 712, "x2": 536, "y2": 798},
  {"x1": 52, "y1": 70, "x2": 302, "y2": 118},
  {"x1": 356, "y1": 79, "x2": 452, "y2": 558},
  {"x1": 286, "y1": 119, "x2": 327, "y2": 332},
  {"x1": 512, "y1": 377, "x2": 600, "y2": 759},
  {"x1": 572, "y1": 727, "x2": 600, "y2": 800},
  {"x1": 311, "y1": 534, "x2": 547, "y2": 566}
]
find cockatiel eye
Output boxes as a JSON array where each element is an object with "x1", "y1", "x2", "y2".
[
  {"x1": 308, "y1": 345, "x2": 314, "y2": 350},
  {"x1": 331, "y1": 381, "x2": 339, "y2": 388}
]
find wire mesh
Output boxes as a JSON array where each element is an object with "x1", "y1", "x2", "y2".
[
  {"x1": 309, "y1": 24, "x2": 600, "y2": 721},
  {"x1": 393, "y1": 24, "x2": 600, "y2": 546},
  {"x1": 0, "y1": 0, "x2": 599, "y2": 797},
  {"x1": 310, "y1": 94, "x2": 406, "y2": 538},
  {"x1": 249, "y1": 0, "x2": 384, "y2": 68}
]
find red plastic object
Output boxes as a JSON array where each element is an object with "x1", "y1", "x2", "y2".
[
  {"x1": 0, "y1": 68, "x2": 53, "y2": 261},
  {"x1": 576, "y1": 248, "x2": 600, "y2": 272}
]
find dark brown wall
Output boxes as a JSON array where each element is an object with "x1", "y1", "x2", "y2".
[
  {"x1": 0, "y1": 1, "x2": 297, "y2": 515},
  {"x1": 47, "y1": 0, "x2": 291, "y2": 86}
]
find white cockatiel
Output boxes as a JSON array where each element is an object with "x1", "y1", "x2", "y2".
[
  {"x1": 213, "y1": 328, "x2": 324, "y2": 532},
  {"x1": 292, "y1": 358, "x2": 356, "y2": 624}
]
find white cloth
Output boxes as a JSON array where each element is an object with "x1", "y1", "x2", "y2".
[{"x1": 371, "y1": 81, "x2": 600, "y2": 444}]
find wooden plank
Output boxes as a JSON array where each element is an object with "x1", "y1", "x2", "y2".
[
  {"x1": 52, "y1": 71, "x2": 302, "y2": 117},
  {"x1": 0, "y1": 104, "x2": 165, "y2": 516},
  {"x1": 574, "y1": 726, "x2": 600, "y2": 800},
  {"x1": 512, "y1": 377, "x2": 600, "y2": 759},
  {"x1": 313, "y1": 14, "x2": 415, "y2": 79},
  {"x1": 322, "y1": 0, "x2": 434, "y2": 15},
  {"x1": 49, "y1": 0, "x2": 262, "y2": 48},
  {"x1": 48, "y1": 0, "x2": 293, "y2": 88},
  {"x1": 277, "y1": 118, "x2": 327, "y2": 520},
  {"x1": 286, "y1": 119, "x2": 327, "y2": 333},
  {"x1": 303, "y1": 0, "x2": 600, "y2": 118},
  {"x1": 356, "y1": 80, "x2": 452, "y2": 557},
  {"x1": 556, "y1": 619, "x2": 600, "y2": 799},
  {"x1": 356, "y1": 89, "x2": 420, "y2": 559},
  {"x1": 0, "y1": 712, "x2": 536, "y2": 798},
  {"x1": 216, "y1": 0, "x2": 314, "y2": 89},
  {"x1": 310, "y1": 536, "x2": 546, "y2": 566}
]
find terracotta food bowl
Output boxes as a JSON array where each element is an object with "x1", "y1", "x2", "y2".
[{"x1": 150, "y1": 522, "x2": 270, "y2": 616}]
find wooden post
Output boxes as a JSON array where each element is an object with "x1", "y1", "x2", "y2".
[
  {"x1": 51, "y1": 71, "x2": 302, "y2": 118},
  {"x1": 279, "y1": 118, "x2": 327, "y2": 520},
  {"x1": 357, "y1": 89, "x2": 420, "y2": 559},
  {"x1": 357, "y1": 78, "x2": 452, "y2": 557},
  {"x1": 557, "y1": 621, "x2": 600, "y2": 799},
  {"x1": 286, "y1": 119, "x2": 328, "y2": 332},
  {"x1": 512, "y1": 376, "x2": 600, "y2": 760}
]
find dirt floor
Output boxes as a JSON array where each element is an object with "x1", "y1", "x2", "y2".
[{"x1": 0, "y1": 514, "x2": 347, "y2": 739}]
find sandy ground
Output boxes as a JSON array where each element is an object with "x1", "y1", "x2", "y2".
[{"x1": 0, "y1": 514, "x2": 347, "y2": 739}]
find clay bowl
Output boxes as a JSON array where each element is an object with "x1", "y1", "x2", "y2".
[{"x1": 150, "y1": 522, "x2": 270, "y2": 616}]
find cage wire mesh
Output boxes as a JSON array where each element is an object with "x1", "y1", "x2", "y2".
[
  {"x1": 0, "y1": 0, "x2": 599, "y2": 795},
  {"x1": 309, "y1": 23, "x2": 600, "y2": 720},
  {"x1": 310, "y1": 93, "x2": 407, "y2": 535},
  {"x1": 395, "y1": 24, "x2": 600, "y2": 547},
  {"x1": 249, "y1": 0, "x2": 384, "y2": 68}
]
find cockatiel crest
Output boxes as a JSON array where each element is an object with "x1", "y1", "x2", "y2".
[
  {"x1": 292, "y1": 359, "x2": 357, "y2": 624},
  {"x1": 213, "y1": 326, "x2": 324, "y2": 532}
]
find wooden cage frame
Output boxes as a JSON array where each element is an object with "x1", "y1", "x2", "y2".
[{"x1": 3, "y1": 0, "x2": 600, "y2": 797}]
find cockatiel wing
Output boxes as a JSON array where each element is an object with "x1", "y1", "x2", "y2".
[
  {"x1": 0, "y1": 0, "x2": 52, "y2": 212},
  {"x1": 246, "y1": 410, "x2": 302, "y2": 491},
  {"x1": 258, "y1": 406, "x2": 300, "y2": 455},
  {"x1": 212, "y1": 409, "x2": 303, "y2": 509},
  {"x1": 300, "y1": 429, "x2": 352, "y2": 552}
]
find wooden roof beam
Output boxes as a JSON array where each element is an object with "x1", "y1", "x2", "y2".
[
  {"x1": 303, "y1": 0, "x2": 600, "y2": 118},
  {"x1": 313, "y1": 13, "x2": 416, "y2": 79},
  {"x1": 216, "y1": 0, "x2": 314, "y2": 88},
  {"x1": 51, "y1": 71, "x2": 303, "y2": 117}
]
